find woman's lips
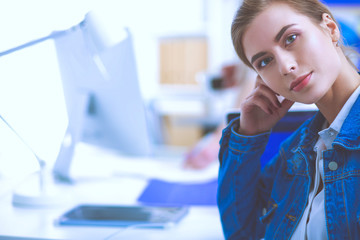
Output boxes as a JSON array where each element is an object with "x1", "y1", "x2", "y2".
[{"x1": 290, "y1": 72, "x2": 312, "y2": 92}]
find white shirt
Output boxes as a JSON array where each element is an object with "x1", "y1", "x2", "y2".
[{"x1": 291, "y1": 85, "x2": 360, "y2": 240}]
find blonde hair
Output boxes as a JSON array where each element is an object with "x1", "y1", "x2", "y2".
[{"x1": 231, "y1": 0, "x2": 358, "y2": 70}]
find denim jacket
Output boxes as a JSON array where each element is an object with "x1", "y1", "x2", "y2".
[{"x1": 217, "y1": 95, "x2": 360, "y2": 240}]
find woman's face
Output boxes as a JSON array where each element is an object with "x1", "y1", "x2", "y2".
[{"x1": 243, "y1": 3, "x2": 341, "y2": 104}]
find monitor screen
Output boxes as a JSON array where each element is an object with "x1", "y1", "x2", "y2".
[
  {"x1": 52, "y1": 14, "x2": 152, "y2": 181},
  {"x1": 260, "y1": 110, "x2": 316, "y2": 167},
  {"x1": 227, "y1": 110, "x2": 317, "y2": 168}
]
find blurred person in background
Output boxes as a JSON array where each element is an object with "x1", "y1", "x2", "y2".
[{"x1": 183, "y1": 62, "x2": 256, "y2": 169}]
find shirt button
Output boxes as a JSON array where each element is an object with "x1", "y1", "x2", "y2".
[
  {"x1": 262, "y1": 208, "x2": 267, "y2": 216},
  {"x1": 328, "y1": 161, "x2": 338, "y2": 171}
]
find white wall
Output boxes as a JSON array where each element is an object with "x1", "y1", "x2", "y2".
[
  {"x1": 206, "y1": 0, "x2": 241, "y2": 73},
  {"x1": 0, "y1": 0, "x2": 209, "y2": 99},
  {"x1": 0, "y1": 0, "x2": 242, "y2": 99}
]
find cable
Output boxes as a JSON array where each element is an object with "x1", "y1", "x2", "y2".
[{"x1": 0, "y1": 114, "x2": 45, "y2": 190}]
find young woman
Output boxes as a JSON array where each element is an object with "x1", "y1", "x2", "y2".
[{"x1": 217, "y1": 0, "x2": 360, "y2": 239}]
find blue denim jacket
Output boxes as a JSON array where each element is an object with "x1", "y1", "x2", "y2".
[{"x1": 217, "y1": 95, "x2": 360, "y2": 240}]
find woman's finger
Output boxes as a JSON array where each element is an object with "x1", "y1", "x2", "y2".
[
  {"x1": 254, "y1": 75, "x2": 265, "y2": 87},
  {"x1": 255, "y1": 84, "x2": 282, "y2": 108},
  {"x1": 244, "y1": 93, "x2": 276, "y2": 115}
]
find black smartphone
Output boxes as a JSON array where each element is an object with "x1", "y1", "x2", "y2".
[{"x1": 57, "y1": 204, "x2": 189, "y2": 228}]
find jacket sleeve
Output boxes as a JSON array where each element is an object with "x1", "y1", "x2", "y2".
[{"x1": 217, "y1": 117, "x2": 282, "y2": 240}]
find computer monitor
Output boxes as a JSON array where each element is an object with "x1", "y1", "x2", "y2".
[
  {"x1": 52, "y1": 14, "x2": 152, "y2": 181},
  {"x1": 260, "y1": 110, "x2": 316, "y2": 167},
  {"x1": 227, "y1": 109, "x2": 317, "y2": 168}
]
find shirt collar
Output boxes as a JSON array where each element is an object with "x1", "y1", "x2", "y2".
[{"x1": 318, "y1": 85, "x2": 360, "y2": 149}]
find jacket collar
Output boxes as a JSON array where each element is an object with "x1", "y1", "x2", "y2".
[
  {"x1": 299, "y1": 94, "x2": 360, "y2": 151},
  {"x1": 299, "y1": 111, "x2": 324, "y2": 151},
  {"x1": 334, "y1": 94, "x2": 360, "y2": 150}
]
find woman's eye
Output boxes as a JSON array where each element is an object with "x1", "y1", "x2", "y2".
[
  {"x1": 258, "y1": 57, "x2": 273, "y2": 68},
  {"x1": 285, "y1": 34, "x2": 297, "y2": 45}
]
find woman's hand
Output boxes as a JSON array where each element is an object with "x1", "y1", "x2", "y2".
[
  {"x1": 238, "y1": 75, "x2": 294, "y2": 135},
  {"x1": 183, "y1": 130, "x2": 221, "y2": 169}
]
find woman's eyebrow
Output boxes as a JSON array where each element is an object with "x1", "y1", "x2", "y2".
[
  {"x1": 274, "y1": 24, "x2": 297, "y2": 42},
  {"x1": 251, "y1": 52, "x2": 267, "y2": 65}
]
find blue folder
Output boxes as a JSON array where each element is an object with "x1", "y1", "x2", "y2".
[{"x1": 137, "y1": 178, "x2": 218, "y2": 206}]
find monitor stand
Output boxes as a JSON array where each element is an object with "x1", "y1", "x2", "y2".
[{"x1": 53, "y1": 91, "x2": 90, "y2": 183}]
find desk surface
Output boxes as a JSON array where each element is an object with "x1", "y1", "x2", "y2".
[{"x1": 0, "y1": 144, "x2": 224, "y2": 240}]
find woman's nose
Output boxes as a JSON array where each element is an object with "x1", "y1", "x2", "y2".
[{"x1": 278, "y1": 53, "x2": 296, "y2": 76}]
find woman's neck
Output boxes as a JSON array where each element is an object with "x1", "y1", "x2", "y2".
[{"x1": 316, "y1": 60, "x2": 360, "y2": 125}]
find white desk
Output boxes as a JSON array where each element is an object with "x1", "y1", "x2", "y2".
[{"x1": 0, "y1": 144, "x2": 224, "y2": 240}]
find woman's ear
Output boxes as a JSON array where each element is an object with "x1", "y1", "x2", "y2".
[{"x1": 321, "y1": 13, "x2": 340, "y2": 44}]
